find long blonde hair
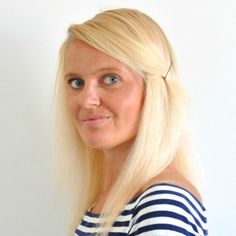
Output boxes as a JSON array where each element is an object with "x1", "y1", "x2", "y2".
[{"x1": 54, "y1": 8, "x2": 200, "y2": 235}]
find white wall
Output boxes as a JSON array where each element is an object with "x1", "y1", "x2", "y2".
[{"x1": 0, "y1": 0, "x2": 235, "y2": 235}]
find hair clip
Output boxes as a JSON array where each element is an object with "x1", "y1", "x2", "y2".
[{"x1": 163, "y1": 61, "x2": 172, "y2": 80}]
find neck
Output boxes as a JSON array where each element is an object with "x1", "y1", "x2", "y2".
[{"x1": 101, "y1": 139, "x2": 134, "y2": 192}]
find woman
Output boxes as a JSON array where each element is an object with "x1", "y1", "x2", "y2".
[{"x1": 54, "y1": 8, "x2": 208, "y2": 236}]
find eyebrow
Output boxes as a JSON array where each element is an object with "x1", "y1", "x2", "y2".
[{"x1": 64, "y1": 67, "x2": 123, "y2": 80}]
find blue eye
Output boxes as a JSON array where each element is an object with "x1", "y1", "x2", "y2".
[
  {"x1": 68, "y1": 78, "x2": 84, "y2": 89},
  {"x1": 103, "y1": 75, "x2": 119, "y2": 85}
]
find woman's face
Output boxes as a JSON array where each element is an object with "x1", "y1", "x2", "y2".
[{"x1": 64, "y1": 40, "x2": 145, "y2": 151}]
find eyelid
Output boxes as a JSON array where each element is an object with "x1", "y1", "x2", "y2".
[{"x1": 67, "y1": 76, "x2": 81, "y2": 81}]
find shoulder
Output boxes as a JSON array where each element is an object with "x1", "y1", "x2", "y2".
[{"x1": 128, "y1": 183, "x2": 208, "y2": 236}]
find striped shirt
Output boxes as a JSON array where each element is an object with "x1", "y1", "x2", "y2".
[{"x1": 75, "y1": 183, "x2": 208, "y2": 235}]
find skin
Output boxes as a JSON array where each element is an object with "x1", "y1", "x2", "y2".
[
  {"x1": 64, "y1": 40, "x2": 145, "y2": 194},
  {"x1": 64, "y1": 40, "x2": 202, "y2": 213}
]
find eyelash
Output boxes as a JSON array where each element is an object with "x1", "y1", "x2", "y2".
[{"x1": 67, "y1": 74, "x2": 120, "y2": 89}]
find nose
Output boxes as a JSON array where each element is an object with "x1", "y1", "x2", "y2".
[{"x1": 78, "y1": 82, "x2": 101, "y2": 109}]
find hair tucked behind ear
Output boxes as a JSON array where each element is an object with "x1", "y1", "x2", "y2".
[{"x1": 54, "y1": 8, "x2": 201, "y2": 235}]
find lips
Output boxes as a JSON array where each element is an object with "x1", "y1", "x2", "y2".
[
  {"x1": 81, "y1": 115, "x2": 111, "y2": 127},
  {"x1": 82, "y1": 115, "x2": 110, "y2": 121}
]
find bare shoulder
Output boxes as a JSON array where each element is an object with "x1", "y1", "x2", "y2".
[
  {"x1": 141, "y1": 167, "x2": 202, "y2": 203},
  {"x1": 166, "y1": 176, "x2": 203, "y2": 203}
]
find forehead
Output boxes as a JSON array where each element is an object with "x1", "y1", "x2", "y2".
[{"x1": 64, "y1": 40, "x2": 128, "y2": 74}]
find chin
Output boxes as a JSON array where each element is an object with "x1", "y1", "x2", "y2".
[
  {"x1": 83, "y1": 136, "x2": 135, "y2": 151},
  {"x1": 83, "y1": 137, "x2": 112, "y2": 149}
]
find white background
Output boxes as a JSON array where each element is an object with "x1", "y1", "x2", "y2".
[{"x1": 0, "y1": 0, "x2": 235, "y2": 235}]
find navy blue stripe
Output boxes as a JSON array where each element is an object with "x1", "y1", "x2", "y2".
[
  {"x1": 135, "y1": 198, "x2": 205, "y2": 233},
  {"x1": 129, "y1": 223, "x2": 196, "y2": 236},
  {"x1": 86, "y1": 208, "x2": 133, "y2": 217},
  {"x1": 134, "y1": 211, "x2": 199, "y2": 233},
  {"x1": 150, "y1": 183, "x2": 206, "y2": 211},
  {"x1": 75, "y1": 228, "x2": 96, "y2": 235},
  {"x1": 85, "y1": 211, "x2": 100, "y2": 218},
  {"x1": 80, "y1": 219, "x2": 129, "y2": 228},
  {"x1": 80, "y1": 220, "x2": 98, "y2": 228},
  {"x1": 113, "y1": 220, "x2": 130, "y2": 227},
  {"x1": 138, "y1": 189, "x2": 206, "y2": 222},
  {"x1": 132, "y1": 210, "x2": 207, "y2": 235},
  {"x1": 134, "y1": 197, "x2": 207, "y2": 229}
]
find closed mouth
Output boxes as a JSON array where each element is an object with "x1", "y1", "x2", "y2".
[
  {"x1": 82, "y1": 116, "x2": 110, "y2": 122},
  {"x1": 81, "y1": 116, "x2": 111, "y2": 127}
]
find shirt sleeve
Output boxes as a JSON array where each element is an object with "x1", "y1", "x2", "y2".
[{"x1": 127, "y1": 184, "x2": 208, "y2": 236}]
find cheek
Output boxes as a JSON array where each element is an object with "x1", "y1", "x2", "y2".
[
  {"x1": 67, "y1": 95, "x2": 78, "y2": 117},
  {"x1": 116, "y1": 89, "x2": 144, "y2": 124}
]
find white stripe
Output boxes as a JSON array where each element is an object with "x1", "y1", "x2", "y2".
[
  {"x1": 116, "y1": 213, "x2": 133, "y2": 222},
  {"x1": 110, "y1": 226, "x2": 129, "y2": 233},
  {"x1": 83, "y1": 212, "x2": 132, "y2": 223},
  {"x1": 77, "y1": 224, "x2": 99, "y2": 233},
  {"x1": 136, "y1": 229, "x2": 188, "y2": 236},
  {"x1": 78, "y1": 223, "x2": 130, "y2": 234},
  {"x1": 130, "y1": 216, "x2": 202, "y2": 235},
  {"x1": 82, "y1": 214, "x2": 101, "y2": 224}
]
